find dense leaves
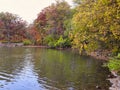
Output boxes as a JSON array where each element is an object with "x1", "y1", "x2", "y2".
[
  {"x1": 70, "y1": 0, "x2": 120, "y2": 54},
  {"x1": 26, "y1": 25, "x2": 41, "y2": 45},
  {"x1": 0, "y1": 12, "x2": 27, "y2": 42},
  {"x1": 34, "y1": 0, "x2": 72, "y2": 48},
  {"x1": 104, "y1": 53, "x2": 120, "y2": 73}
]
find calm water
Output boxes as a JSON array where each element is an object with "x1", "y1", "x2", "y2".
[{"x1": 0, "y1": 47, "x2": 110, "y2": 90}]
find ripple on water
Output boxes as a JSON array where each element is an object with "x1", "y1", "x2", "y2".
[
  {"x1": 0, "y1": 71, "x2": 14, "y2": 82},
  {"x1": 0, "y1": 71, "x2": 15, "y2": 89},
  {"x1": 0, "y1": 47, "x2": 111, "y2": 90}
]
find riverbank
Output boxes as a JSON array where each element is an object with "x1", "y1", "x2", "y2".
[
  {"x1": 108, "y1": 75, "x2": 120, "y2": 90},
  {"x1": 23, "y1": 45, "x2": 48, "y2": 48},
  {"x1": 109, "y1": 77, "x2": 120, "y2": 90},
  {"x1": 88, "y1": 50, "x2": 111, "y2": 61},
  {"x1": 0, "y1": 42, "x2": 23, "y2": 47}
]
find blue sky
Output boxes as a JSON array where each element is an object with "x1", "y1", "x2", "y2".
[{"x1": 0, "y1": 0, "x2": 73, "y2": 23}]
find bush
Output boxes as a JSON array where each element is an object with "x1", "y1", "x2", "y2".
[
  {"x1": 55, "y1": 36, "x2": 71, "y2": 48},
  {"x1": 55, "y1": 36, "x2": 65, "y2": 47},
  {"x1": 44, "y1": 35, "x2": 71, "y2": 48},
  {"x1": 23, "y1": 39, "x2": 32, "y2": 45},
  {"x1": 104, "y1": 53, "x2": 120, "y2": 72}
]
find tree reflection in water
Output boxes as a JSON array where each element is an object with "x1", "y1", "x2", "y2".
[{"x1": 0, "y1": 47, "x2": 110, "y2": 90}]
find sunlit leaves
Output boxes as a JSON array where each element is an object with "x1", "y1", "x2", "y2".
[{"x1": 71, "y1": 0, "x2": 120, "y2": 54}]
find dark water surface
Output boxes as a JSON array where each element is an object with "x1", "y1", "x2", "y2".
[{"x1": 0, "y1": 47, "x2": 110, "y2": 90}]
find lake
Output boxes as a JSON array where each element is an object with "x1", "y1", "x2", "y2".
[{"x1": 0, "y1": 47, "x2": 110, "y2": 90}]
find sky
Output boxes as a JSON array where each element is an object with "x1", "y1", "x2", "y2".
[{"x1": 0, "y1": 0, "x2": 73, "y2": 24}]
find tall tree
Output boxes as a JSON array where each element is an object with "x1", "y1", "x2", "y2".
[
  {"x1": 71, "y1": 0, "x2": 120, "y2": 54},
  {"x1": 0, "y1": 12, "x2": 27, "y2": 42},
  {"x1": 34, "y1": 0, "x2": 71, "y2": 47}
]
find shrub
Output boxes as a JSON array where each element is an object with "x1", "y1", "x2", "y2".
[
  {"x1": 55, "y1": 36, "x2": 71, "y2": 48},
  {"x1": 104, "y1": 53, "x2": 120, "y2": 72},
  {"x1": 23, "y1": 39, "x2": 32, "y2": 45}
]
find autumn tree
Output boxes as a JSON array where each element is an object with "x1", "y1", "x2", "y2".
[
  {"x1": 70, "y1": 0, "x2": 120, "y2": 54},
  {"x1": 26, "y1": 24, "x2": 41, "y2": 45},
  {"x1": 34, "y1": 0, "x2": 71, "y2": 47},
  {"x1": 0, "y1": 12, "x2": 27, "y2": 42}
]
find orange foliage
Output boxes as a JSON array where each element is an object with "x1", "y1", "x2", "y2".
[{"x1": 28, "y1": 27, "x2": 41, "y2": 45}]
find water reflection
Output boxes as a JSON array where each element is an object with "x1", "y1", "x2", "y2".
[{"x1": 0, "y1": 47, "x2": 110, "y2": 90}]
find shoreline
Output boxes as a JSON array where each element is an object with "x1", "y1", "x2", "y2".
[
  {"x1": 87, "y1": 50, "x2": 110, "y2": 61},
  {"x1": 108, "y1": 72, "x2": 120, "y2": 90},
  {"x1": 22, "y1": 45, "x2": 49, "y2": 48}
]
